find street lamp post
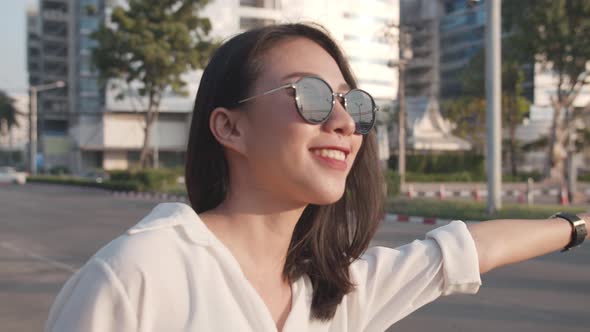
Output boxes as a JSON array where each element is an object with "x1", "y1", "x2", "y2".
[
  {"x1": 397, "y1": 29, "x2": 413, "y2": 191},
  {"x1": 485, "y1": 0, "x2": 502, "y2": 213},
  {"x1": 386, "y1": 25, "x2": 413, "y2": 192},
  {"x1": 29, "y1": 81, "x2": 66, "y2": 175}
]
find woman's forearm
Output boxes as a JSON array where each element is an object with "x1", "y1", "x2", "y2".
[{"x1": 467, "y1": 214, "x2": 588, "y2": 274}]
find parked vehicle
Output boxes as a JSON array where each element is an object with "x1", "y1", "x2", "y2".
[
  {"x1": 0, "y1": 167, "x2": 27, "y2": 185},
  {"x1": 81, "y1": 170, "x2": 110, "y2": 183}
]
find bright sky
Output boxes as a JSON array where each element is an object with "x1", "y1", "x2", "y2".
[{"x1": 0, "y1": 0, "x2": 38, "y2": 97}]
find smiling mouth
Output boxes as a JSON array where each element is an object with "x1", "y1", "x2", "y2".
[{"x1": 311, "y1": 148, "x2": 346, "y2": 161}]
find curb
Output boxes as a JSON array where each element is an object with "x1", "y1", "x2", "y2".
[
  {"x1": 112, "y1": 190, "x2": 188, "y2": 202},
  {"x1": 112, "y1": 191, "x2": 457, "y2": 226},
  {"x1": 384, "y1": 213, "x2": 460, "y2": 226},
  {"x1": 408, "y1": 188, "x2": 590, "y2": 198}
]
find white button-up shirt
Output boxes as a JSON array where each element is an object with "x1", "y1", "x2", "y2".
[{"x1": 45, "y1": 202, "x2": 481, "y2": 332}]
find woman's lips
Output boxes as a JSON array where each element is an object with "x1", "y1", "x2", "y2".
[{"x1": 310, "y1": 149, "x2": 348, "y2": 171}]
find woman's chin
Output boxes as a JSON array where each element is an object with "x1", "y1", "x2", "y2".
[{"x1": 306, "y1": 188, "x2": 346, "y2": 206}]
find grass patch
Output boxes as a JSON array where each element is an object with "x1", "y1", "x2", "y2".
[{"x1": 386, "y1": 197, "x2": 586, "y2": 221}]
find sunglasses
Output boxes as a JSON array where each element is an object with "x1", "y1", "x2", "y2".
[{"x1": 237, "y1": 76, "x2": 378, "y2": 135}]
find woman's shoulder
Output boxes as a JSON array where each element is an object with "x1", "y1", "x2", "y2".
[{"x1": 91, "y1": 202, "x2": 213, "y2": 277}]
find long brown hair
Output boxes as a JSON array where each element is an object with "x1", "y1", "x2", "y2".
[{"x1": 185, "y1": 23, "x2": 384, "y2": 321}]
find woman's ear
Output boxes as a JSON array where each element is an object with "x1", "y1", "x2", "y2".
[{"x1": 209, "y1": 107, "x2": 247, "y2": 155}]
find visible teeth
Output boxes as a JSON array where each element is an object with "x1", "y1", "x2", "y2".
[{"x1": 313, "y1": 149, "x2": 346, "y2": 161}]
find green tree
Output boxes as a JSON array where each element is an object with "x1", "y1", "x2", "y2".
[
  {"x1": 443, "y1": 49, "x2": 530, "y2": 175},
  {"x1": 504, "y1": 0, "x2": 590, "y2": 184},
  {"x1": 91, "y1": 0, "x2": 216, "y2": 168},
  {"x1": 442, "y1": 97, "x2": 487, "y2": 153},
  {"x1": 0, "y1": 91, "x2": 23, "y2": 165},
  {"x1": 0, "y1": 91, "x2": 20, "y2": 135}
]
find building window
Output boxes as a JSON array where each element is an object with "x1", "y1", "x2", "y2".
[
  {"x1": 348, "y1": 56, "x2": 390, "y2": 66},
  {"x1": 127, "y1": 151, "x2": 140, "y2": 167},
  {"x1": 343, "y1": 12, "x2": 391, "y2": 24},
  {"x1": 239, "y1": 17, "x2": 275, "y2": 30},
  {"x1": 44, "y1": 120, "x2": 68, "y2": 136},
  {"x1": 80, "y1": 17, "x2": 99, "y2": 31},
  {"x1": 80, "y1": 35, "x2": 98, "y2": 49},
  {"x1": 81, "y1": 0, "x2": 101, "y2": 16},
  {"x1": 358, "y1": 78, "x2": 393, "y2": 87},
  {"x1": 343, "y1": 34, "x2": 388, "y2": 45},
  {"x1": 79, "y1": 55, "x2": 96, "y2": 74},
  {"x1": 80, "y1": 78, "x2": 99, "y2": 94},
  {"x1": 79, "y1": 96, "x2": 103, "y2": 113},
  {"x1": 240, "y1": 0, "x2": 279, "y2": 9}
]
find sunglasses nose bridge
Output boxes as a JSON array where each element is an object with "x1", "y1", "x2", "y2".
[{"x1": 332, "y1": 92, "x2": 346, "y2": 109}]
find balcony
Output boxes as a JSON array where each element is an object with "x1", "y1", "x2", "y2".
[
  {"x1": 43, "y1": 10, "x2": 68, "y2": 22},
  {"x1": 42, "y1": 33, "x2": 68, "y2": 43},
  {"x1": 240, "y1": 0, "x2": 280, "y2": 9},
  {"x1": 407, "y1": 74, "x2": 436, "y2": 87},
  {"x1": 408, "y1": 57, "x2": 433, "y2": 69},
  {"x1": 42, "y1": 71, "x2": 68, "y2": 82},
  {"x1": 41, "y1": 0, "x2": 68, "y2": 10}
]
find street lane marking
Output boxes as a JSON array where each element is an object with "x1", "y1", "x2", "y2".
[{"x1": 0, "y1": 241, "x2": 78, "y2": 273}]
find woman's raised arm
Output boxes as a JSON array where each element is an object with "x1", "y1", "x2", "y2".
[{"x1": 467, "y1": 213, "x2": 589, "y2": 274}]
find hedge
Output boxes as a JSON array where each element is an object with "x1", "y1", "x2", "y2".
[
  {"x1": 386, "y1": 197, "x2": 586, "y2": 221},
  {"x1": 108, "y1": 168, "x2": 180, "y2": 191},
  {"x1": 384, "y1": 169, "x2": 400, "y2": 197},
  {"x1": 389, "y1": 153, "x2": 485, "y2": 174},
  {"x1": 27, "y1": 175, "x2": 140, "y2": 191}
]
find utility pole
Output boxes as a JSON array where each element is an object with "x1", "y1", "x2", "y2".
[
  {"x1": 28, "y1": 81, "x2": 66, "y2": 175},
  {"x1": 386, "y1": 25, "x2": 413, "y2": 192},
  {"x1": 485, "y1": 0, "x2": 502, "y2": 213},
  {"x1": 29, "y1": 87, "x2": 37, "y2": 174}
]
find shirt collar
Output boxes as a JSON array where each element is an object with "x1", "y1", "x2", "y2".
[{"x1": 127, "y1": 202, "x2": 212, "y2": 246}]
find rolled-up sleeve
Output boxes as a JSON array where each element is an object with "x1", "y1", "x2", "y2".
[
  {"x1": 426, "y1": 220, "x2": 481, "y2": 295},
  {"x1": 45, "y1": 258, "x2": 137, "y2": 332},
  {"x1": 347, "y1": 220, "x2": 481, "y2": 331}
]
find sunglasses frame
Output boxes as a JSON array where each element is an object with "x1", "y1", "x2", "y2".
[{"x1": 237, "y1": 76, "x2": 379, "y2": 134}]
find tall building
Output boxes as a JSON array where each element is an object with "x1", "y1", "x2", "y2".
[
  {"x1": 399, "y1": 0, "x2": 488, "y2": 99},
  {"x1": 27, "y1": 8, "x2": 42, "y2": 87},
  {"x1": 402, "y1": 0, "x2": 537, "y2": 101},
  {"x1": 30, "y1": 0, "x2": 400, "y2": 172},
  {"x1": 37, "y1": 0, "x2": 73, "y2": 170},
  {"x1": 400, "y1": 0, "x2": 443, "y2": 98},
  {"x1": 438, "y1": 0, "x2": 486, "y2": 99}
]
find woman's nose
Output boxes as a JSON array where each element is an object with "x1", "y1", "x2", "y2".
[{"x1": 322, "y1": 95, "x2": 356, "y2": 136}]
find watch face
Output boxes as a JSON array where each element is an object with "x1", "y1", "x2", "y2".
[
  {"x1": 553, "y1": 212, "x2": 586, "y2": 251},
  {"x1": 575, "y1": 221, "x2": 588, "y2": 242}
]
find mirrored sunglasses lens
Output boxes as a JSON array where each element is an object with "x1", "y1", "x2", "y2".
[
  {"x1": 295, "y1": 77, "x2": 333, "y2": 123},
  {"x1": 345, "y1": 90, "x2": 375, "y2": 134}
]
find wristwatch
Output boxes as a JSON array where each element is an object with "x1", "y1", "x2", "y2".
[{"x1": 550, "y1": 212, "x2": 587, "y2": 252}]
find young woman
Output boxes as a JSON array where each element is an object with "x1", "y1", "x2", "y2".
[{"x1": 45, "y1": 23, "x2": 588, "y2": 332}]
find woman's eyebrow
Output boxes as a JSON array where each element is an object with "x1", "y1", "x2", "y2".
[
  {"x1": 281, "y1": 71, "x2": 320, "y2": 81},
  {"x1": 281, "y1": 72, "x2": 351, "y2": 91}
]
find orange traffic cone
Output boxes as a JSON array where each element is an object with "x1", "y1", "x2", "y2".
[
  {"x1": 473, "y1": 186, "x2": 481, "y2": 201},
  {"x1": 438, "y1": 184, "x2": 446, "y2": 200},
  {"x1": 517, "y1": 190, "x2": 526, "y2": 204},
  {"x1": 559, "y1": 185, "x2": 570, "y2": 206}
]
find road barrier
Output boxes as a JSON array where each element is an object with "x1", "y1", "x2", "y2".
[{"x1": 403, "y1": 186, "x2": 590, "y2": 206}]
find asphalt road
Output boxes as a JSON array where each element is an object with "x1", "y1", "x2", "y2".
[{"x1": 0, "y1": 183, "x2": 589, "y2": 332}]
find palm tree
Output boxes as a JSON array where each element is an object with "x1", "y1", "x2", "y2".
[
  {"x1": 0, "y1": 90, "x2": 24, "y2": 165},
  {"x1": 0, "y1": 91, "x2": 21, "y2": 133}
]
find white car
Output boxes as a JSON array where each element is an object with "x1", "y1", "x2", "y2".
[{"x1": 0, "y1": 167, "x2": 27, "y2": 185}]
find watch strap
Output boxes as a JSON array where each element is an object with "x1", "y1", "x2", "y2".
[{"x1": 550, "y1": 212, "x2": 587, "y2": 252}]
